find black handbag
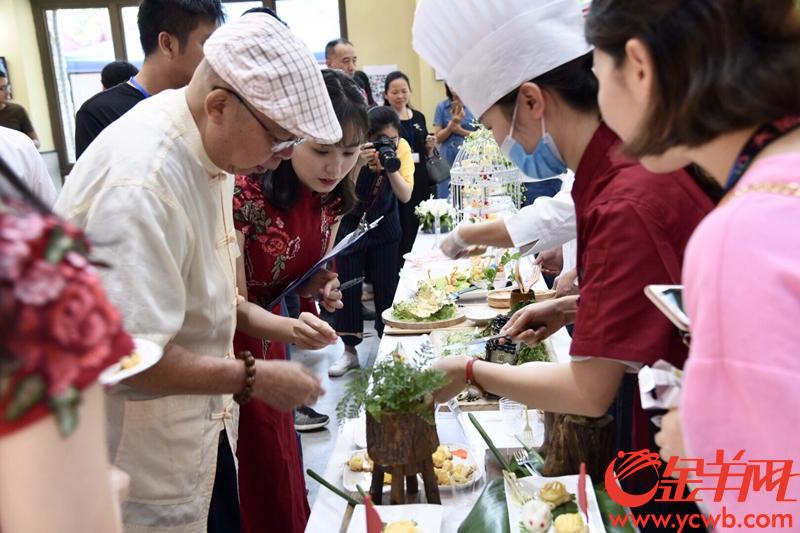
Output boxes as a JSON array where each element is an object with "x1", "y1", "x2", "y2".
[{"x1": 426, "y1": 147, "x2": 451, "y2": 185}]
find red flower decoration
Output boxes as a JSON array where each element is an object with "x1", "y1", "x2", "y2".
[
  {"x1": 1, "y1": 197, "x2": 134, "y2": 430},
  {"x1": 264, "y1": 227, "x2": 290, "y2": 256},
  {"x1": 14, "y1": 260, "x2": 65, "y2": 305}
]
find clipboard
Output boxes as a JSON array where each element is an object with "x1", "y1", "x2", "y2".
[{"x1": 265, "y1": 216, "x2": 384, "y2": 310}]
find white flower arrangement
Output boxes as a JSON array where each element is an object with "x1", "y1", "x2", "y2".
[{"x1": 415, "y1": 197, "x2": 456, "y2": 232}]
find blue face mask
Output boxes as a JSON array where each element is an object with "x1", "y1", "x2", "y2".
[{"x1": 499, "y1": 99, "x2": 567, "y2": 180}]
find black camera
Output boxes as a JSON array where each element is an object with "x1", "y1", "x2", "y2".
[{"x1": 371, "y1": 135, "x2": 401, "y2": 173}]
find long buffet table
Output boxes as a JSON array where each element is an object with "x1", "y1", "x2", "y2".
[{"x1": 305, "y1": 233, "x2": 573, "y2": 533}]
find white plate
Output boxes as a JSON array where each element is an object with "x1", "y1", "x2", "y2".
[
  {"x1": 347, "y1": 503, "x2": 443, "y2": 533},
  {"x1": 342, "y1": 450, "x2": 390, "y2": 494},
  {"x1": 98, "y1": 338, "x2": 163, "y2": 386},
  {"x1": 402, "y1": 249, "x2": 449, "y2": 265},
  {"x1": 457, "y1": 288, "x2": 489, "y2": 302},
  {"x1": 459, "y1": 410, "x2": 545, "y2": 451},
  {"x1": 504, "y1": 474, "x2": 604, "y2": 533}
]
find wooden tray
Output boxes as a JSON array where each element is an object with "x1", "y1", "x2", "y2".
[{"x1": 381, "y1": 308, "x2": 466, "y2": 333}]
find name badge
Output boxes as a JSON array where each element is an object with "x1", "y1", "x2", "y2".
[{"x1": 412, "y1": 152, "x2": 420, "y2": 164}]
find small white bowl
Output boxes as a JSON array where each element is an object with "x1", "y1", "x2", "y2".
[{"x1": 464, "y1": 307, "x2": 499, "y2": 326}]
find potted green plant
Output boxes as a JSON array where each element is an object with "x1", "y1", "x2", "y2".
[{"x1": 337, "y1": 345, "x2": 448, "y2": 504}]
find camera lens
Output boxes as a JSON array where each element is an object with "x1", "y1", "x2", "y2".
[{"x1": 374, "y1": 135, "x2": 401, "y2": 173}]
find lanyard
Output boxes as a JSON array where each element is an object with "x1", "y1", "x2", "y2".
[
  {"x1": 724, "y1": 115, "x2": 800, "y2": 192},
  {"x1": 400, "y1": 114, "x2": 418, "y2": 151},
  {"x1": 363, "y1": 170, "x2": 387, "y2": 215},
  {"x1": 127, "y1": 76, "x2": 151, "y2": 99}
]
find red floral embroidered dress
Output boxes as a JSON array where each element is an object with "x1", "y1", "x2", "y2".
[
  {"x1": 232, "y1": 173, "x2": 337, "y2": 533},
  {"x1": 0, "y1": 196, "x2": 133, "y2": 437}
]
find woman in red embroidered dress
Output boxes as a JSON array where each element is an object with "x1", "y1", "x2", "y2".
[
  {"x1": 232, "y1": 69, "x2": 368, "y2": 533},
  {"x1": 0, "y1": 157, "x2": 134, "y2": 532}
]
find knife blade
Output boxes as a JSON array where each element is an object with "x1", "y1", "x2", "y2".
[
  {"x1": 337, "y1": 276, "x2": 365, "y2": 292},
  {"x1": 448, "y1": 333, "x2": 509, "y2": 351}
]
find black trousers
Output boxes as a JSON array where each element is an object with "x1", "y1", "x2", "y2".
[
  {"x1": 207, "y1": 430, "x2": 240, "y2": 533},
  {"x1": 333, "y1": 233, "x2": 400, "y2": 346}
]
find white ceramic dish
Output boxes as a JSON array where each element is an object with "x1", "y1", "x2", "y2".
[
  {"x1": 504, "y1": 474, "x2": 603, "y2": 533},
  {"x1": 464, "y1": 307, "x2": 500, "y2": 325},
  {"x1": 346, "y1": 503, "x2": 443, "y2": 533},
  {"x1": 98, "y1": 338, "x2": 163, "y2": 386},
  {"x1": 402, "y1": 249, "x2": 448, "y2": 265},
  {"x1": 342, "y1": 455, "x2": 391, "y2": 494}
]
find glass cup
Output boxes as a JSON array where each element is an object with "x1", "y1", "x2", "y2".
[{"x1": 499, "y1": 397, "x2": 525, "y2": 436}]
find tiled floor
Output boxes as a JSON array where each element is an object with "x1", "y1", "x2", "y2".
[{"x1": 295, "y1": 307, "x2": 380, "y2": 505}]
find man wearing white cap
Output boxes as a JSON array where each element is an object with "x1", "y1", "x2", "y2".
[
  {"x1": 55, "y1": 13, "x2": 339, "y2": 532},
  {"x1": 413, "y1": 0, "x2": 714, "y2": 498}
]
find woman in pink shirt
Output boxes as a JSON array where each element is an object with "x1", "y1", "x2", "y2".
[{"x1": 587, "y1": 0, "x2": 800, "y2": 526}]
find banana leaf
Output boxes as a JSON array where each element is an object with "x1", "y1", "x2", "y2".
[
  {"x1": 458, "y1": 479, "x2": 510, "y2": 533},
  {"x1": 596, "y1": 487, "x2": 636, "y2": 533},
  {"x1": 458, "y1": 480, "x2": 636, "y2": 533}
]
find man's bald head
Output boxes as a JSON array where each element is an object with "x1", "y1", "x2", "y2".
[{"x1": 325, "y1": 38, "x2": 357, "y2": 77}]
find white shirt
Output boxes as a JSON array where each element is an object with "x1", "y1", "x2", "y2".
[
  {"x1": 0, "y1": 126, "x2": 57, "y2": 206},
  {"x1": 505, "y1": 172, "x2": 576, "y2": 255},
  {"x1": 55, "y1": 88, "x2": 239, "y2": 532}
]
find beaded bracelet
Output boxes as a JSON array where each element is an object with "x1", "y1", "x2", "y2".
[{"x1": 234, "y1": 350, "x2": 256, "y2": 405}]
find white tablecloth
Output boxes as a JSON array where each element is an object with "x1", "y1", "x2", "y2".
[{"x1": 305, "y1": 233, "x2": 573, "y2": 533}]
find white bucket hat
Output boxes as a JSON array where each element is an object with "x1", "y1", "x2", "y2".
[
  {"x1": 413, "y1": 0, "x2": 592, "y2": 119},
  {"x1": 204, "y1": 12, "x2": 342, "y2": 144}
]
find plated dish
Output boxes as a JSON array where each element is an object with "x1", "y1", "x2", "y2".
[
  {"x1": 343, "y1": 445, "x2": 480, "y2": 492},
  {"x1": 98, "y1": 338, "x2": 163, "y2": 386},
  {"x1": 345, "y1": 503, "x2": 443, "y2": 533},
  {"x1": 504, "y1": 475, "x2": 603, "y2": 533}
]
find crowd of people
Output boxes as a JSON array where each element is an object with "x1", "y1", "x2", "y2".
[
  {"x1": 1, "y1": 0, "x2": 798, "y2": 531},
  {"x1": 416, "y1": 0, "x2": 800, "y2": 526}
]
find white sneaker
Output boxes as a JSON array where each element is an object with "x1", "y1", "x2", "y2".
[{"x1": 328, "y1": 350, "x2": 359, "y2": 377}]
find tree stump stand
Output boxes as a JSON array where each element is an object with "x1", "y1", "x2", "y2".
[
  {"x1": 538, "y1": 412, "x2": 615, "y2": 481},
  {"x1": 366, "y1": 411, "x2": 441, "y2": 505}
]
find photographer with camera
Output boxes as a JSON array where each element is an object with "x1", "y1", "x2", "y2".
[{"x1": 328, "y1": 106, "x2": 414, "y2": 377}]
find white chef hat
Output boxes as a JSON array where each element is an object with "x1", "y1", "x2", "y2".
[
  {"x1": 413, "y1": 0, "x2": 592, "y2": 119},
  {"x1": 204, "y1": 12, "x2": 342, "y2": 144}
]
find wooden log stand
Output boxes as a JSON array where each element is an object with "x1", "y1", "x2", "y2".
[
  {"x1": 366, "y1": 411, "x2": 441, "y2": 505},
  {"x1": 538, "y1": 412, "x2": 615, "y2": 482}
]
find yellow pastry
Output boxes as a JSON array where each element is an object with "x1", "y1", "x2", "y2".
[
  {"x1": 119, "y1": 352, "x2": 141, "y2": 371},
  {"x1": 437, "y1": 445, "x2": 453, "y2": 460},
  {"x1": 451, "y1": 463, "x2": 474, "y2": 484},
  {"x1": 431, "y1": 450, "x2": 446, "y2": 468},
  {"x1": 348, "y1": 454, "x2": 364, "y2": 472},
  {"x1": 538, "y1": 481, "x2": 571, "y2": 509},
  {"x1": 553, "y1": 513, "x2": 587, "y2": 533},
  {"x1": 383, "y1": 520, "x2": 418, "y2": 533}
]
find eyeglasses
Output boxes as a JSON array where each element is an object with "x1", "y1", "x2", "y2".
[{"x1": 212, "y1": 86, "x2": 304, "y2": 153}]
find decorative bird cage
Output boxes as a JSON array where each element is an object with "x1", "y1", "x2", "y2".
[{"x1": 449, "y1": 126, "x2": 524, "y2": 223}]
